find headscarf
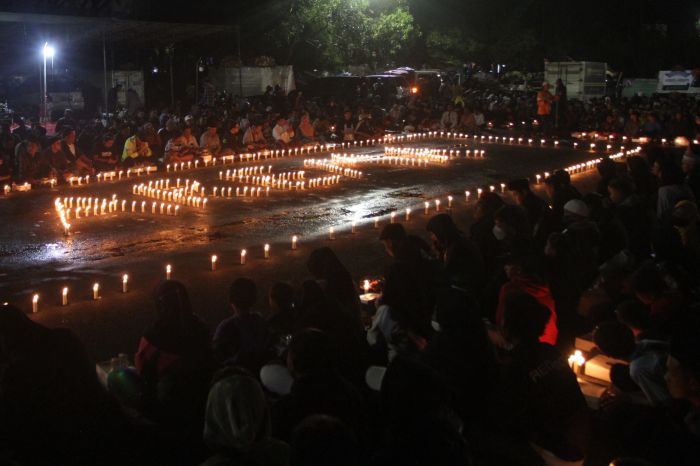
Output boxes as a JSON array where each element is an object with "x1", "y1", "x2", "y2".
[{"x1": 203, "y1": 375, "x2": 271, "y2": 452}]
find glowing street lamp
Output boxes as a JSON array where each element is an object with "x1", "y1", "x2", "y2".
[{"x1": 42, "y1": 42, "x2": 55, "y2": 123}]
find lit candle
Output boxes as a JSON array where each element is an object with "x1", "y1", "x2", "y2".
[
  {"x1": 241, "y1": 249, "x2": 247, "y2": 265},
  {"x1": 62, "y1": 287, "x2": 69, "y2": 306},
  {"x1": 211, "y1": 255, "x2": 217, "y2": 271},
  {"x1": 264, "y1": 244, "x2": 270, "y2": 259},
  {"x1": 363, "y1": 280, "x2": 370, "y2": 293},
  {"x1": 166, "y1": 264, "x2": 172, "y2": 280},
  {"x1": 329, "y1": 227, "x2": 335, "y2": 240},
  {"x1": 536, "y1": 174, "x2": 541, "y2": 184},
  {"x1": 435, "y1": 199, "x2": 441, "y2": 211},
  {"x1": 374, "y1": 217, "x2": 379, "y2": 229},
  {"x1": 292, "y1": 235, "x2": 298, "y2": 250},
  {"x1": 351, "y1": 221, "x2": 357, "y2": 234},
  {"x1": 500, "y1": 183, "x2": 506, "y2": 193},
  {"x1": 424, "y1": 201, "x2": 430, "y2": 215},
  {"x1": 405, "y1": 208, "x2": 411, "y2": 221},
  {"x1": 32, "y1": 294, "x2": 39, "y2": 313},
  {"x1": 93, "y1": 283, "x2": 100, "y2": 300},
  {"x1": 447, "y1": 196, "x2": 453, "y2": 208},
  {"x1": 122, "y1": 274, "x2": 129, "y2": 293},
  {"x1": 465, "y1": 191, "x2": 471, "y2": 202}
]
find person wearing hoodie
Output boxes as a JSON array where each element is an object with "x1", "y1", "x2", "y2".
[
  {"x1": 495, "y1": 254, "x2": 558, "y2": 346},
  {"x1": 202, "y1": 371, "x2": 289, "y2": 466}
]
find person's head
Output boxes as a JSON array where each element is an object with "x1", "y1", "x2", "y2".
[
  {"x1": 607, "y1": 177, "x2": 635, "y2": 205},
  {"x1": 287, "y1": 328, "x2": 333, "y2": 377},
  {"x1": 593, "y1": 321, "x2": 636, "y2": 359},
  {"x1": 493, "y1": 205, "x2": 529, "y2": 242},
  {"x1": 615, "y1": 300, "x2": 651, "y2": 338},
  {"x1": 426, "y1": 213, "x2": 460, "y2": 253},
  {"x1": 502, "y1": 293, "x2": 550, "y2": 344},
  {"x1": 102, "y1": 133, "x2": 115, "y2": 148},
  {"x1": 62, "y1": 127, "x2": 76, "y2": 144},
  {"x1": 229, "y1": 278, "x2": 258, "y2": 313},
  {"x1": 503, "y1": 253, "x2": 539, "y2": 280},
  {"x1": 306, "y1": 247, "x2": 346, "y2": 281},
  {"x1": 24, "y1": 135, "x2": 40, "y2": 154},
  {"x1": 203, "y1": 374, "x2": 271, "y2": 452},
  {"x1": 277, "y1": 116, "x2": 288, "y2": 126},
  {"x1": 630, "y1": 265, "x2": 669, "y2": 304},
  {"x1": 506, "y1": 178, "x2": 532, "y2": 205},
  {"x1": 182, "y1": 125, "x2": 193, "y2": 137},
  {"x1": 48, "y1": 135, "x2": 62, "y2": 152},
  {"x1": 563, "y1": 199, "x2": 590, "y2": 224},
  {"x1": 63, "y1": 108, "x2": 73, "y2": 117},
  {"x1": 153, "y1": 280, "x2": 193, "y2": 325},
  {"x1": 379, "y1": 223, "x2": 407, "y2": 257},
  {"x1": 542, "y1": 82, "x2": 550, "y2": 90},
  {"x1": 666, "y1": 334, "x2": 700, "y2": 404},
  {"x1": 543, "y1": 175, "x2": 560, "y2": 199},
  {"x1": 269, "y1": 282, "x2": 295, "y2": 313},
  {"x1": 291, "y1": 415, "x2": 359, "y2": 466},
  {"x1": 474, "y1": 192, "x2": 504, "y2": 220}
]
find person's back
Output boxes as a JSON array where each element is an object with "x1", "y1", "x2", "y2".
[
  {"x1": 271, "y1": 329, "x2": 366, "y2": 442},
  {"x1": 213, "y1": 278, "x2": 270, "y2": 373}
]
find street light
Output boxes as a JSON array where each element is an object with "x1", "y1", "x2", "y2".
[{"x1": 42, "y1": 42, "x2": 55, "y2": 123}]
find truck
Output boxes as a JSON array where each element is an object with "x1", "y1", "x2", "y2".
[
  {"x1": 544, "y1": 61, "x2": 607, "y2": 101},
  {"x1": 656, "y1": 70, "x2": 700, "y2": 95}
]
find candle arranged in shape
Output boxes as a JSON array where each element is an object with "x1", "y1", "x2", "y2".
[
  {"x1": 211, "y1": 255, "x2": 218, "y2": 271},
  {"x1": 166, "y1": 264, "x2": 172, "y2": 280},
  {"x1": 122, "y1": 274, "x2": 129, "y2": 293},
  {"x1": 62, "y1": 287, "x2": 69, "y2": 306},
  {"x1": 93, "y1": 283, "x2": 100, "y2": 300},
  {"x1": 292, "y1": 235, "x2": 298, "y2": 250},
  {"x1": 240, "y1": 249, "x2": 247, "y2": 265},
  {"x1": 32, "y1": 294, "x2": 39, "y2": 313},
  {"x1": 264, "y1": 244, "x2": 270, "y2": 259}
]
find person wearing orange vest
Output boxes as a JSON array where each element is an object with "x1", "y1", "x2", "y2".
[{"x1": 537, "y1": 82, "x2": 554, "y2": 133}]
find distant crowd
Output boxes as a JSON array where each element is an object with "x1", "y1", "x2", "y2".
[{"x1": 1, "y1": 80, "x2": 699, "y2": 188}]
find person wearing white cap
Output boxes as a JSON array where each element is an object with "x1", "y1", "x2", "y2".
[{"x1": 563, "y1": 199, "x2": 590, "y2": 221}]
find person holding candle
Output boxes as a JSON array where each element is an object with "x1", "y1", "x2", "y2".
[
  {"x1": 121, "y1": 130, "x2": 153, "y2": 167},
  {"x1": 489, "y1": 292, "x2": 588, "y2": 466},
  {"x1": 164, "y1": 130, "x2": 196, "y2": 165},
  {"x1": 15, "y1": 135, "x2": 52, "y2": 185},
  {"x1": 90, "y1": 132, "x2": 120, "y2": 171}
]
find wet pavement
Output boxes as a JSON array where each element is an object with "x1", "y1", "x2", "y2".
[{"x1": 0, "y1": 139, "x2": 602, "y2": 361}]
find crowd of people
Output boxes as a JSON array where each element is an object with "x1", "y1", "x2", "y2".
[
  {"x1": 2, "y1": 127, "x2": 700, "y2": 465},
  {"x1": 1, "y1": 79, "x2": 700, "y2": 188}
]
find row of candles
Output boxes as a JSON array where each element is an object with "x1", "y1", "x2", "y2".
[
  {"x1": 302, "y1": 160, "x2": 363, "y2": 178},
  {"x1": 384, "y1": 147, "x2": 486, "y2": 159},
  {"x1": 329, "y1": 153, "x2": 449, "y2": 167},
  {"x1": 55, "y1": 195, "x2": 183, "y2": 219}
]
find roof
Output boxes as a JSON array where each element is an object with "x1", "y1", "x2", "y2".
[{"x1": 0, "y1": 11, "x2": 234, "y2": 47}]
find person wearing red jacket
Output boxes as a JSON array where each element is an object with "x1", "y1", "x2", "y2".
[{"x1": 495, "y1": 254, "x2": 558, "y2": 346}]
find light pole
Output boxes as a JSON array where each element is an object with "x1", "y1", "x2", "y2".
[{"x1": 42, "y1": 42, "x2": 55, "y2": 123}]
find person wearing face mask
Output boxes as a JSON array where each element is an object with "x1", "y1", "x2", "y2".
[
  {"x1": 492, "y1": 205, "x2": 533, "y2": 258},
  {"x1": 426, "y1": 213, "x2": 485, "y2": 296}
]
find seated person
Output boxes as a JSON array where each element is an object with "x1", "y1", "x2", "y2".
[
  {"x1": 91, "y1": 133, "x2": 120, "y2": 171},
  {"x1": 14, "y1": 136, "x2": 51, "y2": 184},
  {"x1": 181, "y1": 125, "x2": 199, "y2": 152},
  {"x1": 297, "y1": 112, "x2": 316, "y2": 143},
  {"x1": 242, "y1": 123, "x2": 266, "y2": 150},
  {"x1": 273, "y1": 116, "x2": 295, "y2": 146},
  {"x1": 61, "y1": 127, "x2": 95, "y2": 176},
  {"x1": 354, "y1": 114, "x2": 374, "y2": 140},
  {"x1": 221, "y1": 120, "x2": 242, "y2": 153},
  {"x1": 121, "y1": 130, "x2": 153, "y2": 167},
  {"x1": 594, "y1": 319, "x2": 671, "y2": 407},
  {"x1": 199, "y1": 120, "x2": 222, "y2": 155},
  {"x1": 212, "y1": 278, "x2": 270, "y2": 374},
  {"x1": 45, "y1": 136, "x2": 77, "y2": 182},
  {"x1": 492, "y1": 292, "x2": 588, "y2": 465},
  {"x1": 164, "y1": 130, "x2": 196, "y2": 165}
]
